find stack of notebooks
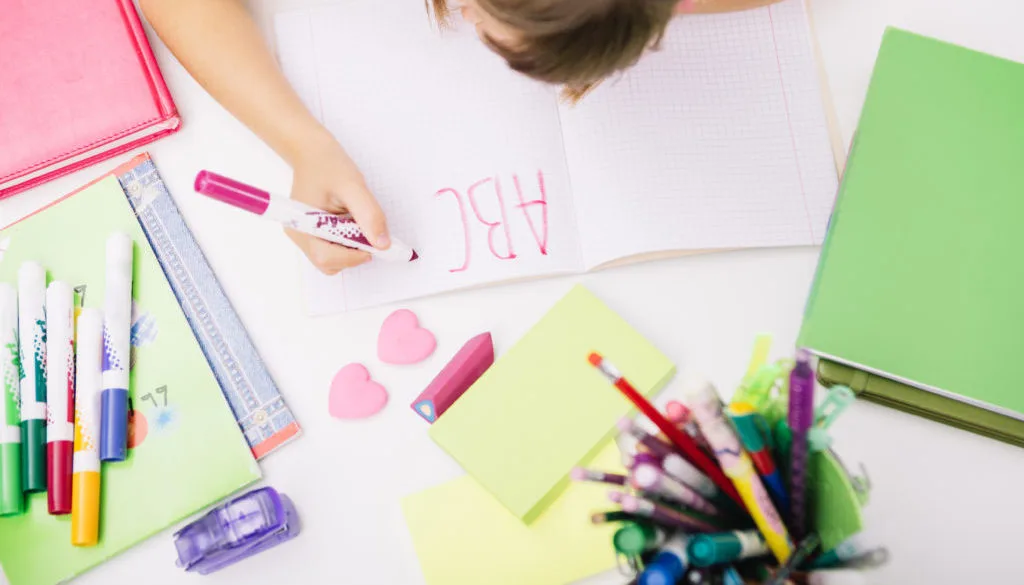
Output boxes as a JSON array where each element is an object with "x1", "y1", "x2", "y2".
[{"x1": 798, "y1": 29, "x2": 1024, "y2": 446}]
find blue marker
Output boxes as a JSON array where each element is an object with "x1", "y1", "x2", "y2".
[
  {"x1": 100, "y1": 233, "x2": 133, "y2": 462},
  {"x1": 639, "y1": 535, "x2": 688, "y2": 585}
]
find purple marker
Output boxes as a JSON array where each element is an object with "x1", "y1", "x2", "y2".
[
  {"x1": 631, "y1": 463, "x2": 719, "y2": 515},
  {"x1": 788, "y1": 349, "x2": 816, "y2": 539},
  {"x1": 174, "y1": 487, "x2": 300, "y2": 575},
  {"x1": 571, "y1": 467, "x2": 627, "y2": 486},
  {"x1": 621, "y1": 494, "x2": 719, "y2": 533},
  {"x1": 194, "y1": 171, "x2": 418, "y2": 262}
]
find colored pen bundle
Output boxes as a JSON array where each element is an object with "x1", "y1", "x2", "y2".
[
  {"x1": 0, "y1": 234, "x2": 135, "y2": 547},
  {"x1": 582, "y1": 340, "x2": 887, "y2": 585}
]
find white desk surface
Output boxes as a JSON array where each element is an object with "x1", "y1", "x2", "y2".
[{"x1": 2, "y1": 1, "x2": 1022, "y2": 583}]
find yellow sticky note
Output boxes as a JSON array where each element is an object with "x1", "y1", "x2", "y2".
[
  {"x1": 402, "y1": 443, "x2": 624, "y2": 585},
  {"x1": 429, "y1": 285, "x2": 675, "y2": 522}
]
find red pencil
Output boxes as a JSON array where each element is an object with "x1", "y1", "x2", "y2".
[{"x1": 588, "y1": 352, "x2": 744, "y2": 508}]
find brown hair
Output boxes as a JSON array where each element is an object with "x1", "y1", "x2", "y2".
[{"x1": 428, "y1": 0, "x2": 678, "y2": 101}]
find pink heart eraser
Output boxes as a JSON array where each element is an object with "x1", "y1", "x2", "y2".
[
  {"x1": 329, "y1": 363, "x2": 388, "y2": 419},
  {"x1": 378, "y1": 309, "x2": 437, "y2": 365}
]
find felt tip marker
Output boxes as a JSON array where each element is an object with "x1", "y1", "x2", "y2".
[
  {"x1": 17, "y1": 262, "x2": 47, "y2": 494},
  {"x1": 194, "y1": 171, "x2": 419, "y2": 263},
  {"x1": 73, "y1": 309, "x2": 104, "y2": 547},
  {"x1": 46, "y1": 281, "x2": 75, "y2": 515},
  {"x1": 101, "y1": 233, "x2": 133, "y2": 463},
  {"x1": 0, "y1": 284, "x2": 23, "y2": 516}
]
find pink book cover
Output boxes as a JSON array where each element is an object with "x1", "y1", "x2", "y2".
[{"x1": 0, "y1": 0, "x2": 181, "y2": 199}]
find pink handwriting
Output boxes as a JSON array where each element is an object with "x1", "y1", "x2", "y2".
[
  {"x1": 513, "y1": 171, "x2": 549, "y2": 255},
  {"x1": 467, "y1": 177, "x2": 516, "y2": 261},
  {"x1": 434, "y1": 171, "x2": 551, "y2": 273},
  {"x1": 434, "y1": 188, "x2": 471, "y2": 273}
]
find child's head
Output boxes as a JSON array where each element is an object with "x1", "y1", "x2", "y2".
[{"x1": 431, "y1": 0, "x2": 680, "y2": 100}]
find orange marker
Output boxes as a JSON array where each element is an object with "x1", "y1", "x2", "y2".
[{"x1": 72, "y1": 308, "x2": 103, "y2": 547}]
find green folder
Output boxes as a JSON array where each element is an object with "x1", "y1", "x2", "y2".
[
  {"x1": 798, "y1": 29, "x2": 1024, "y2": 439},
  {"x1": 0, "y1": 176, "x2": 261, "y2": 585}
]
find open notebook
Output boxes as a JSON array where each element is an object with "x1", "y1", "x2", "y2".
[{"x1": 273, "y1": 0, "x2": 837, "y2": 314}]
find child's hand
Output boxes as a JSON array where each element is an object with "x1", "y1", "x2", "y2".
[{"x1": 287, "y1": 133, "x2": 391, "y2": 275}]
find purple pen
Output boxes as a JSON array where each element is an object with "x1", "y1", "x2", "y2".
[
  {"x1": 788, "y1": 349, "x2": 816, "y2": 539},
  {"x1": 571, "y1": 467, "x2": 627, "y2": 486},
  {"x1": 174, "y1": 487, "x2": 301, "y2": 575},
  {"x1": 621, "y1": 494, "x2": 719, "y2": 533}
]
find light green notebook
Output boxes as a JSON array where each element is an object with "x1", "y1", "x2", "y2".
[
  {"x1": 429, "y1": 285, "x2": 675, "y2": 523},
  {"x1": 799, "y1": 29, "x2": 1024, "y2": 422},
  {"x1": 0, "y1": 176, "x2": 261, "y2": 585}
]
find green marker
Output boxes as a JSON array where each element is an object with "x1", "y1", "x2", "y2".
[
  {"x1": 686, "y1": 530, "x2": 769, "y2": 567},
  {"x1": 612, "y1": 523, "x2": 665, "y2": 557},
  {"x1": 18, "y1": 262, "x2": 47, "y2": 494},
  {"x1": 0, "y1": 284, "x2": 23, "y2": 515}
]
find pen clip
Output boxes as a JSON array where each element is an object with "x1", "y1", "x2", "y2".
[{"x1": 808, "y1": 385, "x2": 855, "y2": 451}]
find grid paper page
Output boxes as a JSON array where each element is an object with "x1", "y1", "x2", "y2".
[
  {"x1": 558, "y1": 0, "x2": 838, "y2": 268},
  {"x1": 274, "y1": 2, "x2": 581, "y2": 314}
]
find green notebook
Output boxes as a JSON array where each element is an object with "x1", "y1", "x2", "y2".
[
  {"x1": 429, "y1": 285, "x2": 675, "y2": 523},
  {"x1": 817, "y1": 360, "x2": 1024, "y2": 448},
  {"x1": 799, "y1": 29, "x2": 1024, "y2": 428},
  {"x1": 0, "y1": 176, "x2": 261, "y2": 585}
]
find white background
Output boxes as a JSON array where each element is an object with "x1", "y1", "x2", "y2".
[{"x1": 2, "y1": 0, "x2": 1023, "y2": 583}]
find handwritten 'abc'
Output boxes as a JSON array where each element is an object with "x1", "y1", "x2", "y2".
[{"x1": 434, "y1": 170, "x2": 549, "y2": 273}]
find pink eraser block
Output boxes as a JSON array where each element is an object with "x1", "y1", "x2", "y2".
[{"x1": 411, "y1": 332, "x2": 494, "y2": 423}]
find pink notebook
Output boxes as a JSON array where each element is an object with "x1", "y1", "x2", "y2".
[{"x1": 0, "y1": 0, "x2": 181, "y2": 199}]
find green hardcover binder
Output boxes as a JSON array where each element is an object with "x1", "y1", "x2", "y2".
[
  {"x1": 798, "y1": 28, "x2": 1024, "y2": 438},
  {"x1": 816, "y1": 360, "x2": 1024, "y2": 448}
]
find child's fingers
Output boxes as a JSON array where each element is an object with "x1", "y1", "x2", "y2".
[
  {"x1": 336, "y1": 181, "x2": 391, "y2": 250},
  {"x1": 286, "y1": 228, "x2": 371, "y2": 275}
]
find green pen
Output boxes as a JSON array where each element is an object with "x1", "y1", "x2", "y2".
[{"x1": 0, "y1": 284, "x2": 23, "y2": 515}]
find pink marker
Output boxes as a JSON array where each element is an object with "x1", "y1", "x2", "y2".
[{"x1": 194, "y1": 171, "x2": 418, "y2": 262}]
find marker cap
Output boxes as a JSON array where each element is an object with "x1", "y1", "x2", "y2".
[
  {"x1": 639, "y1": 551, "x2": 686, "y2": 585},
  {"x1": 71, "y1": 471, "x2": 101, "y2": 546},
  {"x1": 100, "y1": 389, "x2": 129, "y2": 462},
  {"x1": 47, "y1": 441, "x2": 73, "y2": 515},
  {"x1": 613, "y1": 523, "x2": 658, "y2": 556},
  {"x1": 686, "y1": 533, "x2": 742, "y2": 567},
  {"x1": 0, "y1": 443, "x2": 23, "y2": 516},
  {"x1": 20, "y1": 419, "x2": 46, "y2": 493},
  {"x1": 194, "y1": 171, "x2": 271, "y2": 215}
]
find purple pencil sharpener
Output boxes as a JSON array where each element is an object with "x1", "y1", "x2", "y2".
[{"x1": 173, "y1": 487, "x2": 301, "y2": 575}]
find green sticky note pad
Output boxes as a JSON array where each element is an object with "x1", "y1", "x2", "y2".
[
  {"x1": 0, "y1": 176, "x2": 260, "y2": 585},
  {"x1": 429, "y1": 285, "x2": 675, "y2": 523},
  {"x1": 402, "y1": 442, "x2": 624, "y2": 585}
]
